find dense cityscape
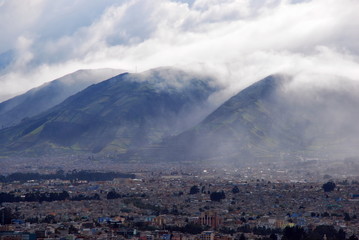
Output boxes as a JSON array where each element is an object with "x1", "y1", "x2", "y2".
[{"x1": 0, "y1": 160, "x2": 358, "y2": 240}]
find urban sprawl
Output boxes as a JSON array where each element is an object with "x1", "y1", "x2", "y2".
[{"x1": 0, "y1": 160, "x2": 358, "y2": 240}]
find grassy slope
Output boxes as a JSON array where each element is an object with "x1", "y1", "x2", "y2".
[{"x1": 0, "y1": 69, "x2": 215, "y2": 156}]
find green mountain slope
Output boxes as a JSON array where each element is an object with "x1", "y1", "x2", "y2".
[
  {"x1": 158, "y1": 75, "x2": 359, "y2": 162},
  {"x1": 0, "y1": 68, "x2": 216, "y2": 156},
  {"x1": 0, "y1": 68, "x2": 124, "y2": 128}
]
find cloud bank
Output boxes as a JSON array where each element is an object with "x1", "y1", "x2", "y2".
[{"x1": 1, "y1": 0, "x2": 359, "y2": 101}]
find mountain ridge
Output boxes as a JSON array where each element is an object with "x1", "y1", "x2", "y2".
[
  {"x1": 0, "y1": 68, "x2": 217, "y2": 156},
  {"x1": 1, "y1": 71, "x2": 359, "y2": 162},
  {"x1": 0, "y1": 68, "x2": 125, "y2": 128},
  {"x1": 152, "y1": 74, "x2": 359, "y2": 162}
]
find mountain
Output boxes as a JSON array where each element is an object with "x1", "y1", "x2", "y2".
[
  {"x1": 0, "y1": 68, "x2": 124, "y2": 128},
  {"x1": 157, "y1": 75, "x2": 359, "y2": 162},
  {"x1": 0, "y1": 68, "x2": 216, "y2": 156},
  {"x1": 1, "y1": 71, "x2": 358, "y2": 162}
]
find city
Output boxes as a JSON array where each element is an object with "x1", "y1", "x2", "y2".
[{"x1": 0, "y1": 160, "x2": 358, "y2": 239}]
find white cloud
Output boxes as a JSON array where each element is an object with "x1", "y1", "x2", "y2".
[{"x1": 0, "y1": 0, "x2": 359, "y2": 101}]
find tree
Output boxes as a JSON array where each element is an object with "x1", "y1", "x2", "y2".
[
  {"x1": 0, "y1": 207, "x2": 13, "y2": 225},
  {"x1": 68, "y1": 225, "x2": 78, "y2": 234},
  {"x1": 237, "y1": 224, "x2": 251, "y2": 233},
  {"x1": 308, "y1": 225, "x2": 338, "y2": 240},
  {"x1": 282, "y1": 226, "x2": 306, "y2": 240},
  {"x1": 269, "y1": 233, "x2": 278, "y2": 240},
  {"x1": 337, "y1": 229, "x2": 346, "y2": 240},
  {"x1": 107, "y1": 190, "x2": 121, "y2": 199},
  {"x1": 93, "y1": 193, "x2": 100, "y2": 200},
  {"x1": 59, "y1": 191, "x2": 70, "y2": 200},
  {"x1": 182, "y1": 223, "x2": 204, "y2": 234},
  {"x1": 189, "y1": 185, "x2": 200, "y2": 195},
  {"x1": 219, "y1": 226, "x2": 235, "y2": 235},
  {"x1": 232, "y1": 186, "x2": 240, "y2": 194},
  {"x1": 349, "y1": 235, "x2": 359, "y2": 240},
  {"x1": 321, "y1": 212, "x2": 330, "y2": 217},
  {"x1": 43, "y1": 214, "x2": 56, "y2": 224},
  {"x1": 344, "y1": 212, "x2": 351, "y2": 221},
  {"x1": 322, "y1": 181, "x2": 336, "y2": 192},
  {"x1": 239, "y1": 233, "x2": 246, "y2": 240},
  {"x1": 210, "y1": 191, "x2": 226, "y2": 202}
]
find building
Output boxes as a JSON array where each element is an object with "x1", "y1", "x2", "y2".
[
  {"x1": 198, "y1": 231, "x2": 214, "y2": 240},
  {"x1": 198, "y1": 212, "x2": 222, "y2": 229}
]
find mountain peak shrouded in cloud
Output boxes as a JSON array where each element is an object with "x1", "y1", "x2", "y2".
[
  {"x1": 154, "y1": 74, "x2": 359, "y2": 163},
  {"x1": 0, "y1": 69, "x2": 359, "y2": 162},
  {"x1": 1, "y1": 0, "x2": 359, "y2": 101},
  {"x1": 0, "y1": 68, "x2": 125, "y2": 128},
  {"x1": 0, "y1": 67, "x2": 217, "y2": 156}
]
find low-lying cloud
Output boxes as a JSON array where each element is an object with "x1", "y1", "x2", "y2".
[{"x1": 1, "y1": 0, "x2": 359, "y2": 101}]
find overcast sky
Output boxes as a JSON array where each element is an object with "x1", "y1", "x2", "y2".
[{"x1": 0, "y1": 0, "x2": 359, "y2": 101}]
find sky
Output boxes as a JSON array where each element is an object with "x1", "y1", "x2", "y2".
[{"x1": 0, "y1": 0, "x2": 359, "y2": 101}]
